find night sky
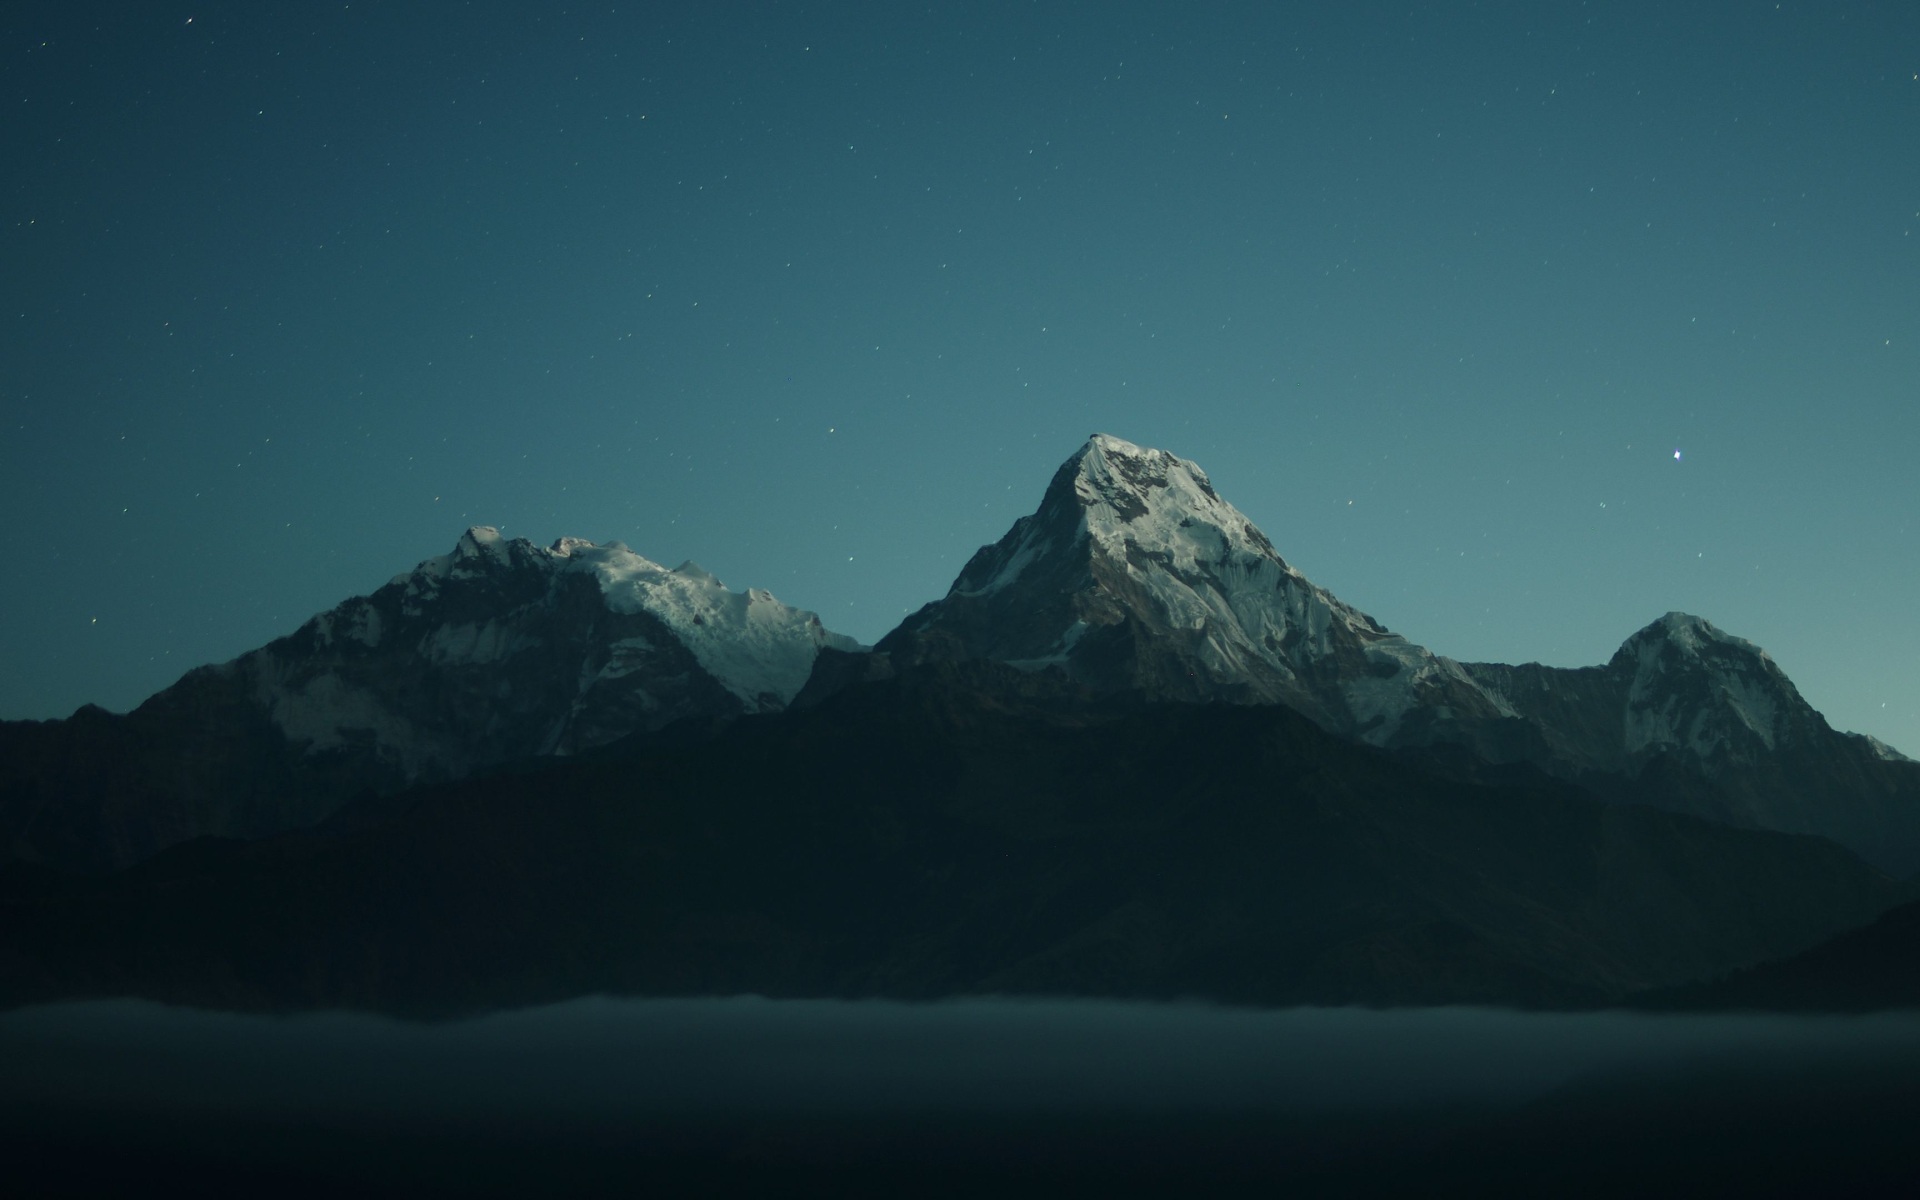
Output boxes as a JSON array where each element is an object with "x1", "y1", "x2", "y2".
[{"x1": 5, "y1": 2, "x2": 1917, "y2": 752}]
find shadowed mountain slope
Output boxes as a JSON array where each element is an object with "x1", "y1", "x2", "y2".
[
  {"x1": 1635, "y1": 896, "x2": 1920, "y2": 1012},
  {"x1": 2, "y1": 664, "x2": 1904, "y2": 1016}
]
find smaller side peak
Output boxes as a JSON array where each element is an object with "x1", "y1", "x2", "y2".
[
  {"x1": 1861, "y1": 733, "x2": 1913, "y2": 763},
  {"x1": 1612, "y1": 610, "x2": 1774, "y2": 671},
  {"x1": 454, "y1": 526, "x2": 514, "y2": 563},
  {"x1": 1629, "y1": 611, "x2": 1727, "y2": 647},
  {"x1": 549, "y1": 536, "x2": 598, "y2": 557},
  {"x1": 1657, "y1": 611, "x2": 1713, "y2": 631}
]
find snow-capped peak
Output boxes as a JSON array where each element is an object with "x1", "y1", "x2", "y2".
[
  {"x1": 893, "y1": 434, "x2": 1511, "y2": 742},
  {"x1": 392, "y1": 529, "x2": 861, "y2": 708},
  {"x1": 454, "y1": 525, "x2": 512, "y2": 565},
  {"x1": 1073, "y1": 433, "x2": 1224, "y2": 522},
  {"x1": 1069, "y1": 433, "x2": 1283, "y2": 569},
  {"x1": 951, "y1": 434, "x2": 1302, "y2": 600},
  {"x1": 1617, "y1": 612, "x2": 1781, "y2": 676},
  {"x1": 1615, "y1": 612, "x2": 1805, "y2": 758},
  {"x1": 1628, "y1": 612, "x2": 1759, "y2": 657}
]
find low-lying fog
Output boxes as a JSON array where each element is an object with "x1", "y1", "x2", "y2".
[
  {"x1": 6, "y1": 998, "x2": 1918, "y2": 1196},
  {"x1": 6, "y1": 995, "x2": 1918, "y2": 1115}
]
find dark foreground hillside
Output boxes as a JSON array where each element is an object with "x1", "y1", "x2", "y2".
[
  {"x1": 1636, "y1": 896, "x2": 1920, "y2": 1012},
  {"x1": 2, "y1": 663, "x2": 1905, "y2": 1016}
]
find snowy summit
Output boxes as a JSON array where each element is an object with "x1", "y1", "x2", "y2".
[
  {"x1": 219, "y1": 526, "x2": 862, "y2": 784},
  {"x1": 885, "y1": 433, "x2": 1511, "y2": 742}
]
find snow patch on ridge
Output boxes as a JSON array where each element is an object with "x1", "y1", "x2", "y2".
[
  {"x1": 424, "y1": 620, "x2": 518, "y2": 666},
  {"x1": 1861, "y1": 734, "x2": 1913, "y2": 763},
  {"x1": 1713, "y1": 669, "x2": 1782, "y2": 752},
  {"x1": 953, "y1": 523, "x2": 1052, "y2": 598},
  {"x1": 248, "y1": 657, "x2": 444, "y2": 776}
]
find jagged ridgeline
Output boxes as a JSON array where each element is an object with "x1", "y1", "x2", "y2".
[
  {"x1": 4, "y1": 433, "x2": 1918, "y2": 874},
  {"x1": 3, "y1": 434, "x2": 1919, "y2": 1013}
]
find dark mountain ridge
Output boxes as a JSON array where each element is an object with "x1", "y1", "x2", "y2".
[
  {"x1": 1633, "y1": 895, "x2": 1920, "y2": 1012},
  {"x1": 1, "y1": 662, "x2": 1907, "y2": 1016}
]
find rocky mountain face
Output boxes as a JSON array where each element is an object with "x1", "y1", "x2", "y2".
[
  {"x1": 877, "y1": 434, "x2": 1522, "y2": 749},
  {"x1": 0, "y1": 528, "x2": 858, "y2": 870},
  {"x1": 872, "y1": 435, "x2": 1920, "y2": 872},
  {"x1": 1467, "y1": 613, "x2": 1848, "y2": 780}
]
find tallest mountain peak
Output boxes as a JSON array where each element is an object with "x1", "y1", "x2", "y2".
[
  {"x1": 1082, "y1": 431, "x2": 1142, "y2": 454},
  {"x1": 1075, "y1": 430, "x2": 1211, "y2": 484},
  {"x1": 1054, "y1": 433, "x2": 1237, "y2": 538},
  {"x1": 1076, "y1": 431, "x2": 1174, "y2": 473},
  {"x1": 882, "y1": 436, "x2": 1503, "y2": 740}
]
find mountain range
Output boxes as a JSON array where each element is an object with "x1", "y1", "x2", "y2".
[
  {"x1": 869, "y1": 435, "x2": 1920, "y2": 872},
  {"x1": 4, "y1": 433, "x2": 1918, "y2": 1012}
]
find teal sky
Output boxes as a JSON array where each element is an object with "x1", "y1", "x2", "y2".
[{"x1": 5, "y1": 2, "x2": 1918, "y2": 751}]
